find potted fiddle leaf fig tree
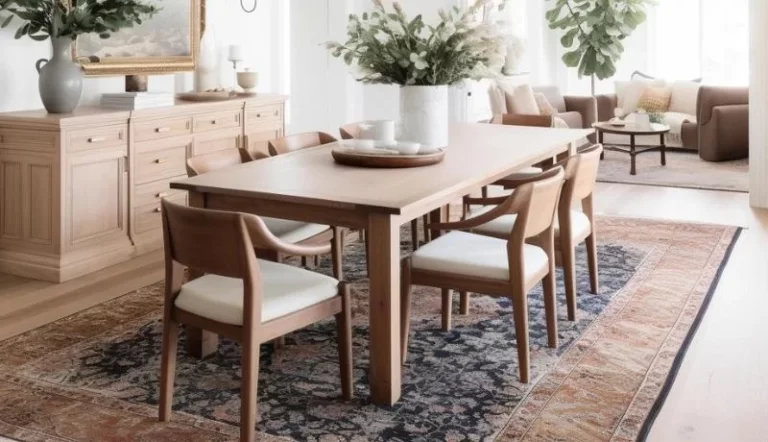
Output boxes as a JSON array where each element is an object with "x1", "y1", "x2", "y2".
[
  {"x1": 546, "y1": 0, "x2": 655, "y2": 95},
  {"x1": 0, "y1": 0, "x2": 159, "y2": 113}
]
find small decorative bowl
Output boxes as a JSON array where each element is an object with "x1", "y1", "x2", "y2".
[
  {"x1": 396, "y1": 141, "x2": 421, "y2": 155},
  {"x1": 237, "y1": 71, "x2": 258, "y2": 94}
]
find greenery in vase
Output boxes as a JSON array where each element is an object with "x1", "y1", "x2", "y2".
[
  {"x1": 326, "y1": 0, "x2": 506, "y2": 86},
  {"x1": 545, "y1": 0, "x2": 655, "y2": 81},
  {"x1": 0, "y1": 0, "x2": 159, "y2": 41}
]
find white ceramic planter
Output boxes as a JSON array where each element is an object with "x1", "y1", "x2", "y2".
[{"x1": 399, "y1": 85, "x2": 449, "y2": 148}]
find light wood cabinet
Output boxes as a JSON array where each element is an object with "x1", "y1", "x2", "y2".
[{"x1": 0, "y1": 94, "x2": 287, "y2": 282}]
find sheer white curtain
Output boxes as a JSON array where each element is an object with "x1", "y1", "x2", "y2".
[{"x1": 524, "y1": 0, "x2": 749, "y2": 94}]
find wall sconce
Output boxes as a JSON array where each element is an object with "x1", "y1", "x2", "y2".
[{"x1": 240, "y1": 0, "x2": 258, "y2": 13}]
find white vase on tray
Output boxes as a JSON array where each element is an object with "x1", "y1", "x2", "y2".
[{"x1": 399, "y1": 85, "x2": 449, "y2": 149}]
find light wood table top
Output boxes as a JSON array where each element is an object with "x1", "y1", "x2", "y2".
[{"x1": 172, "y1": 123, "x2": 594, "y2": 217}]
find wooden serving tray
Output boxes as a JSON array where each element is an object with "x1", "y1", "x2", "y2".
[{"x1": 331, "y1": 147, "x2": 445, "y2": 168}]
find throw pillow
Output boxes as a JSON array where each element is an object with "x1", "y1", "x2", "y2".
[
  {"x1": 637, "y1": 86, "x2": 672, "y2": 113},
  {"x1": 488, "y1": 85, "x2": 508, "y2": 115},
  {"x1": 616, "y1": 78, "x2": 666, "y2": 112},
  {"x1": 533, "y1": 92, "x2": 558, "y2": 116},
  {"x1": 668, "y1": 80, "x2": 701, "y2": 115},
  {"x1": 505, "y1": 84, "x2": 540, "y2": 115}
]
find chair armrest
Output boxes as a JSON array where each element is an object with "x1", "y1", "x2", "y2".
[
  {"x1": 697, "y1": 86, "x2": 749, "y2": 127},
  {"x1": 244, "y1": 216, "x2": 333, "y2": 257},
  {"x1": 699, "y1": 104, "x2": 749, "y2": 161},
  {"x1": 595, "y1": 93, "x2": 618, "y2": 122},
  {"x1": 563, "y1": 95, "x2": 597, "y2": 128},
  {"x1": 491, "y1": 113, "x2": 554, "y2": 127}
]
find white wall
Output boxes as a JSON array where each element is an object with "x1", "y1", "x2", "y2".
[
  {"x1": 749, "y1": 0, "x2": 768, "y2": 208},
  {"x1": 0, "y1": 2, "x2": 282, "y2": 113}
]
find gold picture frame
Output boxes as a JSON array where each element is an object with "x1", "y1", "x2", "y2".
[{"x1": 74, "y1": 0, "x2": 205, "y2": 77}]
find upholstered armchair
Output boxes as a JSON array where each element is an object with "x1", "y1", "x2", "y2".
[{"x1": 697, "y1": 86, "x2": 749, "y2": 161}]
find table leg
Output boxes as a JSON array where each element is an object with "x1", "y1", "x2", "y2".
[
  {"x1": 660, "y1": 134, "x2": 667, "y2": 166},
  {"x1": 186, "y1": 191, "x2": 219, "y2": 359},
  {"x1": 598, "y1": 130, "x2": 604, "y2": 160},
  {"x1": 630, "y1": 134, "x2": 637, "y2": 176},
  {"x1": 367, "y1": 213, "x2": 402, "y2": 405}
]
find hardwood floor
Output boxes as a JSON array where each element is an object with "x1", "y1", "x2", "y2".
[{"x1": 0, "y1": 182, "x2": 766, "y2": 440}]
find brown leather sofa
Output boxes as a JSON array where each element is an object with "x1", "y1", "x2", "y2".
[{"x1": 596, "y1": 86, "x2": 749, "y2": 161}]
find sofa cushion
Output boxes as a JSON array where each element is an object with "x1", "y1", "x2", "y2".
[
  {"x1": 615, "y1": 78, "x2": 667, "y2": 113},
  {"x1": 534, "y1": 92, "x2": 558, "y2": 116},
  {"x1": 488, "y1": 85, "x2": 508, "y2": 115},
  {"x1": 532, "y1": 86, "x2": 567, "y2": 113},
  {"x1": 668, "y1": 81, "x2": 701, "y2": 115},
  {"x1": 504, "y1": 84, "x2": 540, "y2": 115},
  {"x1": 556, "y1": 111, "x2": 583, "y2": 129},
  {"x1": 637, "y1": 86, "x2": 672, "y2": 113}
]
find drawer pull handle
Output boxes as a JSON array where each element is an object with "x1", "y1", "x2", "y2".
[
  {"x1": 256, "y1": 113, "x2": 261, "y2": 118},
  {"x1": 274, "y1": 111, "x2": 279, "y2": 116},
  {"x1": 154, "y1": 207, "x2": 162, "y2": 213},
  {"x1": 88, "y1": 136, "x2": 106, "y2": 143},
  {"x1": 154, "y1": 158, "x2": 167, "y2": 164},
  {"x1": 155, "y1": 127, "x2": 171, "y2": 133},
  {"x1": 156, "y1": 192, "x2": 170, "y2": 198},
  {"x1": 211, "y1": 120, "x2": 218, "y2": 125}
]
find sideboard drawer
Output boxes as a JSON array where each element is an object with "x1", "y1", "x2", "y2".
[
  {"x1": 134, "y1": 117, "x2": 192, "y2": 142},
  {"x1": 134, "y1": 176, "x2": 187, "y2": 208},
  {"x1": 134, "y1": 146, "x2": 187, "y2": 185},
  {"x1": 247, "y1": 104, "x2": 282, "y2": 125},
  {"x1": 68, "y1": 124, "x2": 127, "y2": 152},
  {"x1": 194, "y1": 109, "x2": 242, "y2": 133},
  {"x1": 134, "y1": 193, "x2": 187, "y2": 234}
]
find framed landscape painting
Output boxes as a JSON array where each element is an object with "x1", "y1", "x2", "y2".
[{"x1": 75, "y1": 0, "x2": 204, "y2": 76}]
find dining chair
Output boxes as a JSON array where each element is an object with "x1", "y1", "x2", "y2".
[
  {"x1": 186, "y1": 150, "x2": 343, "y2": 280},
  {"x1": 400, "y1": 167, "x2": 566, "y2": 383},
  {"x1": 268, "y1": 131, "x2": 337, "y2": 156},
  {"x1": 158, "y1": 200, "x2": 353, "y2": 442},
  {"x1": 466, "y1": 144, "x2": 603, "y2": 321},
  {"x1": 339, "y1": 122, "x2": 430, "y2": 251}
]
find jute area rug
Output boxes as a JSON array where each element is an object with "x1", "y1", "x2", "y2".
[
  {"x1": 0, "y1": 217, "x2": 739, "y2": 442},
  {"x1": 597, "y1": 150, "x2": 749, "y2": 192}
]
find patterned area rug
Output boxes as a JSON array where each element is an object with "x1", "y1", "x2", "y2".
[
  {"x1": 0, "y1": 217, "x2": 739, "y2": 442},
  {"x1": 597, "y1": 150, "x2": 749, "y2": 192}
]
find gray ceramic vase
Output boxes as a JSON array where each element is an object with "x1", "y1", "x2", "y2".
[{"x1": 36, "y1": 37, "x2": 84, "y2": 114}]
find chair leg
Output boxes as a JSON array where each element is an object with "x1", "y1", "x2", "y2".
[
  {"x1": 240, "y1": 333, "x2": 260, "y2": 442},
  {"x1": 459, "y1": 292, "x2": 470, "y2": 315},
  {"x1": 422, "y1": 215, "x2": 430, "y2": 243},
  {"x1": 314, "y1": 255, "x2": 320, "y2": 266},
  {"x1": 336, "y1": 283, "x2": 354, "y2": 400},
  {"x1": 400, "y1": 258, "x2": 413, "y2": 364},
  {"x1": 331, "y1": 227, "x2": 344, "y2": 280},
  {"x1": 441, "y1": 288, "x2": 452, "y2": 331},
  {"x1": 511, "y1": 288, "x2": 531, "y2": 384},
  {"x1": 586, "y1": 233, "x2": 599, "y2": 294},
  {"x1": 301, "y1": 256, "x2": 308, "y2": 267},
  {"x1": 542, "y1": 272, "x2": 559, "y2": 349},
  {"x1": 410, "y1": 219, "x2": 419, "y2": 250},
  {"x1": 158, "y1": 313, "x2": 179, "y2": 422},
  {"x1": 273, "y1": 336, "x2": 286, "y2": 348},
  {"x1": 561, "y1": 242, "x2": 578, "y2": 321},
  {"x1": 364, "y1": 232, "x2": 370, "y2": 277}
]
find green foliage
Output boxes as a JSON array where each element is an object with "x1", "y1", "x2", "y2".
[
  {"x1": 0, "y1": 0, "x2": 159, "y2": 41},
  {"x1": 326, "y1": 0, "x2": 506, "y2": 86},
  {"x1": 546, "y1": 0, "x2": 655, "y2": 80}
]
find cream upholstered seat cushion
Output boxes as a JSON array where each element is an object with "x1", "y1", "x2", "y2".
[
  {"x1": 469, "y1": 206, "x2": 591, "y2": 242},
  {"x1": 410, "y1": 231, "x2": 548, "y2": 282},
  {"x1": 263, "y1": 218, "x2": 329, "y2": 243},
  {"x1": 174, "y1": 259, "x2": 339, "y2": 325}
]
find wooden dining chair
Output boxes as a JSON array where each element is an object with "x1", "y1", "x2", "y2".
[
  {"x1": 400, "y1": 167, "x2": 566, "y2": 383},
  {"x1": 186, "y1": 150, "x2": 343, "y2": 280},
  {"x1": 158, "y1": 200, "x2": 352, "y2": 442},
  {"x1": 466, "y1": 144, "x2": 603, "y2": 321},
  {"x1": 268, "y1": 131, "x2": 337, "y2": 156},
  {"x1": 339, "y1": 122, "x2": 430, "y2": 251}
]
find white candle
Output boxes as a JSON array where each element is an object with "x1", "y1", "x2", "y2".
[{"x1": 228, "y1": 45, "x2": 243, "y2": 62}]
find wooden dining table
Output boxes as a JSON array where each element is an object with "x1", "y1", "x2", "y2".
[{"x1": 170, "y1": 123, "x2": 593, "y2": 406}]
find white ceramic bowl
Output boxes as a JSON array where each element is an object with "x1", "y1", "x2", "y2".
[
  {"x1": 396, "y1": 141, "x2": 421, "y2": 155},
  {"x1": 354, "y1": 139, "x2": 376, "y2": 152}
]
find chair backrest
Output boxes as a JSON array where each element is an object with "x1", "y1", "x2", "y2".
[
  {"x1": 517, "y1": 167, "x2": 566, "y2": 239},
  {"x1": 268, "y1": 132, "x2": 337, "y2": 156},
  {"x1": 561, "y1": 144, "x2": 603, "y2": 203},
  {"x1": 490, "y1": 113, "x2": 554, "y2": 128},
  {"x1": 186, "y1": 149, "x2": 244, "y2": 178},
  {"x1": 161, "y1": 199, "x2": 259, "y2": 281},
  {"x1": 339, "y1": 122, "x2": 364, "y2": 140}
]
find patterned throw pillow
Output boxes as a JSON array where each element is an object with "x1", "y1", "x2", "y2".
[
  {"x1": 637, "y1": 86, "x2": 672, "y2": 113},
  {"x1": 533, "y1": 92, "x2": 558, "y2": 116}
]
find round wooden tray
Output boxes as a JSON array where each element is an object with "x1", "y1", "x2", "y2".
[{"x1": 331, "y1": 147, "x2": 445, "y2": 168}]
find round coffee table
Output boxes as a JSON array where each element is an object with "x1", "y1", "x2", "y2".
[{"x1": 592, "y1": 122, "x2": 670, "y2": 175}]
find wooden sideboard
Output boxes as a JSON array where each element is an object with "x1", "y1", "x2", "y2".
[{"x1": 0, "y1": 94, "x2": 287, "y2": 282}]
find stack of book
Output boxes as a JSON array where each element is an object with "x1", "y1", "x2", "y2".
[{"x1": 100, "y1": 92, "x2": 175, "y2": 110}]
